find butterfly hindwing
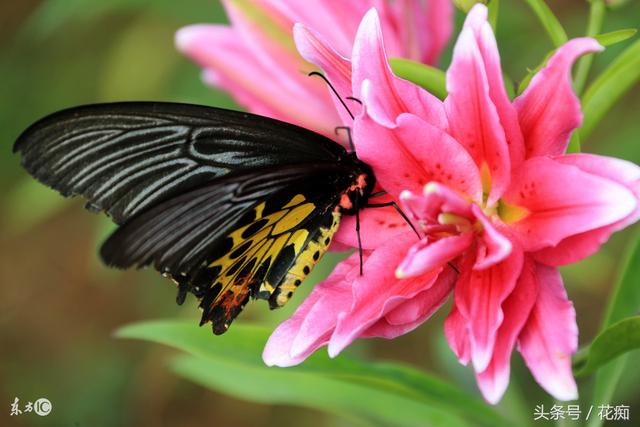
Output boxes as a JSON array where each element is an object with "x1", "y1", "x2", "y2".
[
  {"x1": 100, "y1": 163, "x2": 350, "y2": 333},
  {"x1": 196, "y1": 191, "x2": 341, "y2": 334}
]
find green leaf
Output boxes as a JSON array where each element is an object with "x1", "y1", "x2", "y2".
[
  {"x1": 116, "y1": 320, "x2": 510, "y2": 427},
  {"x1": 389, "y1": 58, "x2": 447, "y2": 100},
  {"x1": 586, "y1": 234, "x2": 640, "y2": 427},
  {"x1": 488, "y1": 0, "x2": 500, "y2": 31},
  {"x1": 579, "y1": 39, "x2": 640, "y2": 141},
  {"x1": 573, "y1": 0, "x2": 606, "y2": 95},
  {"x1": 523, "y1": 0, "x2": 568, "y2": 47},
  {"x1": 601, "y1": 234, "x2": 640, "y2": 328},
  {"x1": 593, "y1": 28, "x2": 637, "y2": 47},
  {"x1": 574, "y1": 316, "x2": 640, "y2": 377},
  {"x1": 453, "y1": 0, "x2": 485, "y2": 13},
  {"x1": 567, "y1": 130, "x2": 581, "y2": 154},
  {"x1": 503, "y1": 73, "x2": 515, "y2": 100}
]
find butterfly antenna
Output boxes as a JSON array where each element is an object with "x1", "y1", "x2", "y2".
[
  {"x1": 334, "y1": 126, "x2": 356, "y2": 153},
  {"x1": 308, "y1": 71, "x2": 355, "y2": 120}
]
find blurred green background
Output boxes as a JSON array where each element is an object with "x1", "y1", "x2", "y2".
[{"x1": 0, "y1": 1, "x2": 638, "y2": 426}]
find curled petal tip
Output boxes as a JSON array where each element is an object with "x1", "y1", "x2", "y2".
[
  {"x1": 291, "y1": 22, "x2": 309, "y2": 45},
  {"x1": 174, "y1": 27, "x2": 192, "y2": 52},
  {"x1": 327, "y1": 340, "x2": 345, "y2": 359},
  {"x1": 477, "y1": 380, "x2": 506, "y2": 406},
  {"x1": 361, "y1": 7, "x2": 382, "y2": 26},
  {"x1": 585, "y1": 37, "x2": 605, "y2": 52},
  {"x1": 466, "y1": 2, "x2": 489, "y2": 20},
  {"x1": 174, "y1": 25, "x2": 209, "y2": 53},
  {"x1": 471, "y1": 349, "x2": 493, "y2": 373},
  {"x1": 261, "y1": 349, "x2": 283, "y2": 368},
  {"x1": 545, "y1": 377, "x2": 579, "y2": 401}
]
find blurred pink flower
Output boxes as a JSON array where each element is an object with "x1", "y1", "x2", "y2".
[
  {"x1": 175, "y1": 0, "x2": 452, "y2": 138},
  {"x1": 263, "y1": 5, "x2": 640, "y2": 404}
]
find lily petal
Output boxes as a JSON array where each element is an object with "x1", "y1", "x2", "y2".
[
  {"x1": 215, "y1": 0, "x2": 343, "y2": 127},
  {"x1": 476, "y1": 257, "x2": 537, "y2": 404},
  {"x1": 445, "y1": 17, "x2": 511, "y2": 205},
  {"x1": 454, "y1": 249, "x2": 524, "y2": 372},
  {"x1": 293, "y1": 23, "x2": 357, "y2": 126},
  {"x1": 444, "y1": 304, "x2": 471, "y2": 365},
  {"x1": 517, "y1": 263, "x2": 578, "y2": 401},
  {"x1": 396, "y1": 233, "x2": 473, "y2": 278},
  {"x1": 461, "y1": 4, "x2": 525, "y2": 170},
  {"x1": 263, "y1": 253, "x2": 360, "y2": 367},
  {"x1": 352, "y1": 9, "x2": 448, "y2": 130},
  {"x1": 268, "y1": 0, "x2": 369, "y2": 57},
  {"x1": 471, "y1": 205, "x2": 513, "y2": 270},
  {"x1": 418, "y1": 0, "x2": 454, "y2": 65},
  {"x1": 364, "y1": 266, "x2": 456, "y2": 337},
  {"x1": 534, "y1": 154, "x2": 640, "y2": 265},
  {"x1": 328, "y1": 233, "x2": 440, "y2": 357},
  {"x1": 175, "y1": 24, "x2": 339, "y2": 136},
  {"x1": 514, "y1": 38, "x2": 603, "y2": 158},
  {"x1": 355, "y1": 112, "x2": 481, "y2": 200},
  {"x1": 334, "y1": 202, "x2": 410, "y2": 250},
  {"x1": 504, "y1": 157, "x2": 637, "y2": 252},
  {"x1": 417, "y1": 182, "x2": 475, "y2": 218}
]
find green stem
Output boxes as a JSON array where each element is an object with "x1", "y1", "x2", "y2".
[
  {"x1": 523, "y1": 0, "x2": 568, "y2": 47},
  {"x1": 573, "y1": 0, "x2": 606, "y2": 94}
]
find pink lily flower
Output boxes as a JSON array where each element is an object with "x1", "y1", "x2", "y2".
[
  {"x1": 175, "y1": 0, "x2": 452, "y2": 138},
  {"x1": 263, "y1": 4, "x2": 640, "y2": 404}
]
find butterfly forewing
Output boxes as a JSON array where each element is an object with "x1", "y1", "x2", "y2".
[{"x1": 14, "y1": 102, "x2": 346, "y2": 223}]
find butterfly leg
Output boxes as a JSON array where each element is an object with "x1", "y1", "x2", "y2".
[
  {"x1": 366, "y1": 201, "x2": 420, "y2": 238},
  {"x1": 366, "y1": 201, "x2": 460, "y2": 274}
]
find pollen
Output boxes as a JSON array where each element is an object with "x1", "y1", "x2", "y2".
[{"x1": 437, "y1": 213, "x2": 472, "y2": 233}]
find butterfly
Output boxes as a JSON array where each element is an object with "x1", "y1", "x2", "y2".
[{"x1": 14, "y1": 102, "x2": 376, "y2": 334}]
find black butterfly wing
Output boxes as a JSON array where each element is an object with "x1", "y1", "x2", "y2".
[
  {"x1": 14, "y1": 102, "x2": 364, "y2": 334},
  {"x1": 101, "y1": 164, "x2": 347, "y2": 334},
  {"x1": 13, "y1": 102, "x2": 346, "y2": 224}
]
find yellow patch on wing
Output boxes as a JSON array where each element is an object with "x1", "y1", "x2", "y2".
[
  {"x1": 199, "y1": 194, "x2": 323, "y2": 331},
  {"x1": 268, "y1": 211, "x2": 341, "y2": 308}
]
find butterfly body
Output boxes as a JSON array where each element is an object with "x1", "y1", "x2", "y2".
[{"x1": 14, "y1": 102, "x2": 374, "y2": 334}]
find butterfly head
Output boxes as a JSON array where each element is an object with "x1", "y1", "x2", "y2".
[{"x1": 336, "y1": 157, "x2": 375, "y2": 215}]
